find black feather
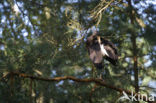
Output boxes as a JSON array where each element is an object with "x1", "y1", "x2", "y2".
[{"x1": 86, "y1": 33, "x2": 118, "y2": 68}]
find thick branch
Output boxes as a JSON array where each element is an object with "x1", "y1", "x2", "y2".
[{"x1": 1, "y1": 72, "x2": 154, "y2": 102}]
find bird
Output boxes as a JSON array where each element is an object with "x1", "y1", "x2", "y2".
[{"x1": 86, "y1": 32, "x2": 118, "y2": 69}]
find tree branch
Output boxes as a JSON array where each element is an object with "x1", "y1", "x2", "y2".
[{"x1": 2, "y1": 72, "x2": 155, "y2": 103}]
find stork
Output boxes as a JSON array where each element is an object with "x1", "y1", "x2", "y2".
[{"x1": 86, "y1": 32, "x2": 118, "y2": 69}]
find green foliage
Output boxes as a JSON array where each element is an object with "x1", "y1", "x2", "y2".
[{"x1": 0, "y1": 0, "x2": 156, "y2": 103}]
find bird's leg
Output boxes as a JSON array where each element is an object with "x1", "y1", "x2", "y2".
[
  {"x1": 97, "y1": 69, "x2": 103, "y2": 81},
  {"x1": 100, "y1": 63, "x2": 109, "y2": 80},
  {"x1": 92, "y1": 64, "x2": 98, "y2": 78}
]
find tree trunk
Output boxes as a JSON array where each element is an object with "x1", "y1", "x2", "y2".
[{"x1": 127, "y1": 0, "x2": 139, "y2": 101}]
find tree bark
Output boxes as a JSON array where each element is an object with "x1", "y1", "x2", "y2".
[{"x1": 127, "y1": 0, "x2": 139, "y2": 102}]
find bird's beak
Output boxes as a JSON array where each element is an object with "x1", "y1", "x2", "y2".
[{"x1": 97, "y1": 36, "x2": 101, "y2": 43}]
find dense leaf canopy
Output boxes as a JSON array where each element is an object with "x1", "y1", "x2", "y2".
[{"x1": 0, "y1": 0, "x2": 156, "y2": 103}]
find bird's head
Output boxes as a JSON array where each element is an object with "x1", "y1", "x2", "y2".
[{"x1": 87, "y1": 31, "x2": 97, "y2": 41}]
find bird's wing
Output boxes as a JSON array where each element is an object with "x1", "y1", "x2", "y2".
[
  {"x1": 100, "y1": 44, "x2": 109, "y2": 56},
  {"x1": 89, "y1": 45, "x2": 104, "y2": 69},
  {"x1": 103, "y1": 45, "x2": 118, "y2": 65},
  {"x1": 88, "y1": 43, "x2": 103, "y2": 64},
  {"x1": 101, "y1": 38, "x2": 118, "y2": 55},
  {"x1": 86, "y1": 35, "x2": 104, "y2": 69},
  {"x1": 104, "y1": 45, "x2": 118, "y2": 60}
]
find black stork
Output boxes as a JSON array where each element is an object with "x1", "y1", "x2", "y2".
[{"x1": 86, "y1": 32, "x2": 118, "y2": 69}]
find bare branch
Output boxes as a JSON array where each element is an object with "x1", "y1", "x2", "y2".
[
  {"x1": 2, "y1": 72, "x2": 154, "y2": 103},
  {"x1": 90, "y1": 0, "x2": 115, "y2": 26}
]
